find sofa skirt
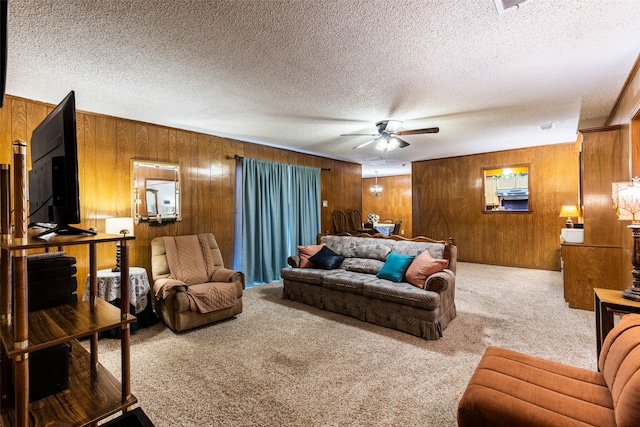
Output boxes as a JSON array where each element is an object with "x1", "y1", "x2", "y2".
[{"x1": 283, "y1": 279, "x2": 455, "y2": 340}]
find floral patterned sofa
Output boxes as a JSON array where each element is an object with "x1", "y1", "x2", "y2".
[{"x1": 281, "y1": 234, "x2": 457, "y2": 340}]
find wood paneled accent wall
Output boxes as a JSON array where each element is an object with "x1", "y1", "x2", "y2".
[
  {"x1": 0, "y1": 95, "x2": 362, "y2": 295},
  {"x1": 362, "y1": 174, "x2": 412, "y2": 237},
  {"x1": 412, "y1": 142, "x2": 579, "y2": 270}
]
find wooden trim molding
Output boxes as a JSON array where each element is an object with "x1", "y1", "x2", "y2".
[
  {"x1": 579, "y1": 124, "x2": 623, "y2": 134},
  {"x1": 606, "y1": 53, "x2": 640, "y2": 126}
]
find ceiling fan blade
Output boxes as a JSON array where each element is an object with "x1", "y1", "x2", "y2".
[
  {"x1": 396, "y1": 137, "x2": 410, "y2": 148},
  {"x1": 340, "y1": 133, "x2": 379, "y2": 137},
  {"x1": 353, "y1": 139, "x2": 377, "y2": 149},
  {"x1": 396, "y1": 127, "x2": 439, "y2": 136}
]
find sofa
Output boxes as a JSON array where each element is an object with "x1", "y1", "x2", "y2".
[
  {"x1": 457, "y1": 313, "x2": 640, "y2": 427},
  {"x1": 281, "y1": 233, "x2": 457, "y2": 340}
]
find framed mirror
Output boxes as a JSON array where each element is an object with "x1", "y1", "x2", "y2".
[
  {"x1": 132, "y1": 160, "x2": 181, "y2": 223},
  {"x1": 483, "y1": 165, "x2": 530, "y2": 212}
]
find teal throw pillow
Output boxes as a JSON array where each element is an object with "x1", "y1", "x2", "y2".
[
  {"x1": 309, "y1": 246, "x2": 345, "y2": 270},
  {"x1": 376, "y1": 252, "x2": 415, "y2": 282}
]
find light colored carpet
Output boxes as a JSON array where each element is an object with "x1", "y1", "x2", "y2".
[{"x1": 94, "y1": 262, "x2": 595, "y2": 427}]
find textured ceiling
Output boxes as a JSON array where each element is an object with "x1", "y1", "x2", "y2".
[{"x1": 6, "y1": 0, "x2": 640, "y2": 177}]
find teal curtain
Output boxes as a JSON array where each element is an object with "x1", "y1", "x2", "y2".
[{"x1": 242, "y1": 158, "x2": 321, "y2": 286}]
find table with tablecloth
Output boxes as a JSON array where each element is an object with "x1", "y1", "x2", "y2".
[
  {"x1": 375, "y1": 223, "x2": 395, "y2": 236},
  {"x1": 83, "y1": 267, "x2": 158, "y2": 336}
]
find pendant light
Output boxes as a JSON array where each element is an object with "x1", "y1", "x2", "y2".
[{"x1": 370, "y1": 171, "x2": 382, "y2": 197}]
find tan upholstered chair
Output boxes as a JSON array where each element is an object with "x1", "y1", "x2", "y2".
[
  {"x1": 150, "y1": 233, "x2": 244, "y2": 332},
  {"x1": 457, "y1": 313, "x2": 640, "y2": 427}
]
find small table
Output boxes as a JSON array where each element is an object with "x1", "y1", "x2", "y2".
[
  {"x1": 375, "y1": 223, "x2": 395, "y2": 236},
  {"x1": 84, "y1": 267, "x2": 150, "y2": 312},
  {"x1": 594, "y1": 288, "x2": 640, "y2": 364},
  {"x1": 83, "y1": 267, "x2": 158, "y2": 335}
]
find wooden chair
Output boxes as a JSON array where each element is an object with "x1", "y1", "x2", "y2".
[
  {"x1": 350, "y1": 209, "x2": 363, "y2": 230},
  {"x1": 392, "y1": 220, "x2": 402, "y2": 235},
  {"x1": 332, "y1": 210, "x2": 349, "y2": 233},
  {"x1": 350, "y1": 209, "x2": 378, "y2": 235}
]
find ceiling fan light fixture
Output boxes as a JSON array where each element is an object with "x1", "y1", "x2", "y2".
[
  {"x1": 387, "y1": 137, "x2": 400, "y2": 151},
  {"x1": 375, "y1": 137, "x2": 399, "y2": 152}
]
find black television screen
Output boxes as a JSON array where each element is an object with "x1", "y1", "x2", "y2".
[
  {"x1": 28, "y1": 90, "x2": 94, "y2": 238},
  {"x1": 0, "y1": 0, "x2": 7, "y2": 108}
]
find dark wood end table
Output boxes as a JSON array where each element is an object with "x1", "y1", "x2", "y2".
[{"x1": 594, "y1": 287, "x2": 640, "y2": 365}]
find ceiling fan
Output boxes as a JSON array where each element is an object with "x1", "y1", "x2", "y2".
[{"x1": 341, "y1": 120, "x2": 439, "y2": 151}]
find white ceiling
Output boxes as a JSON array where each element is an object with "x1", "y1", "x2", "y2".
[{"x1": 6, "y1": 0, "x2": 640, "y2": 177}]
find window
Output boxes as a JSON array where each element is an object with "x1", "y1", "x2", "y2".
[{"x1": 483, "y1": 165, "x2": 530, "y2": 212}]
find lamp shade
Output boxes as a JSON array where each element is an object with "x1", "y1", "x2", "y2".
[
  {"x1": 559, "y1": 205, "x2": 580, "y2": 218},
  {"x1": 105, "y1": 217, "x2": 134, "y2": 236},
  {"x1": 612, "y1": 178, "x2": 640, "y2": 222}
]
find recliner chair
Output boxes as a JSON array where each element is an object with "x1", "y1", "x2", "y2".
[{"x1": 150, "y1": 233, "x2": 244, "y2": 332}]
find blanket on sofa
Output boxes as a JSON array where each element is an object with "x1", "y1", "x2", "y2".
[{"x1": 154, "y1": 234, "x2": 236, "y2": 313}]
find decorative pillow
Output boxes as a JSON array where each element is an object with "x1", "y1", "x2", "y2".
[
  {"x1": 376, "y1": 252, "x2": 415, "y2": 282},
  {"x1": 342, "y1": 258, "x2": 386, "y2": 275},
  {"x1": 404, "y1": 250, "x2": 449, "y2": 288},
  {"x1": 309, "y1": 246, "x2": 345, "y2": 270},
  {"x1": 352, "y1": 243, "x2": 392, "y2": 261},
  {"x1": 297, "y1": 243, "x2": 325, "y2": 268}
]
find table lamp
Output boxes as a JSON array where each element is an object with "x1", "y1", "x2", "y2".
[
  {"x1": 559, "y1": 205, "x2": 580, "y2": 228},
  {"x1": 612, "y1": 178, "x2": 640, "y2": 301},
  {"x1": 105, "y1": 217, "x2": 134, "y2": 272}
]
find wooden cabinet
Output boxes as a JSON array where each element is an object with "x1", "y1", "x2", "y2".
[
  {"x1": 562, "y1": 243, "x2": 627, "y2": 310},
  {"x1": 0, "y1": 148, "x2": 137, "y2": 426},
  {"x1": 562, "y1": 126, "x2": 631, "y2": 310}
]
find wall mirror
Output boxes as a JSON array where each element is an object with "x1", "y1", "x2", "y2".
[
  {"x1": 132, "y1": 160, "x2": 181, "y2": 223},
  {"x1": 483, "y1": 165, "x2": 530, "y2": 212}
]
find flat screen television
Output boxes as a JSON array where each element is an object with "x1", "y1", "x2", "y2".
[
  {"x1": 28, "y1": 90, "x2": 94, "y2": 238},
  {"x1": 0, "y1": 0, "x2": 7, "y2": 108}
]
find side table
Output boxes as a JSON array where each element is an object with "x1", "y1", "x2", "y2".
[
  {"x1": 83, "y1": 267, "x2": 158, "y2": 335},
  {"x1": 594, "y1": 287, "x2": 640, "y2": 364}
]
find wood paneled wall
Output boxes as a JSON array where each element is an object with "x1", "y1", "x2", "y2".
[
  {"x1": 362, "y1": 174, "x2": 412, "y2": 237},
  {"x1": 0, "y1": 95, "x2": 362, "y2": 295},
  {"x1": 562, "y1": 126, "x2": 631, "y2": 310},
  {"x1": 606, "y1": 54, "x2": 640, "y2": 177},
  {"x1": 412, "y1": 142, "x2": 580, "y2": 270},
  {"x1": 581, "y1": 127, "x2": 629, "y2": 247}
]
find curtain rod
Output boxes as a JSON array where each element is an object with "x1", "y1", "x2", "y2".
[{"x1": 231, "y1": 154, "x2": 330, "y2": 171}]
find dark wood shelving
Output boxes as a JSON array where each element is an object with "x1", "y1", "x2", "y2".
[
  {"x1": 0, "y1": 231, "x2": 133, "y2": 251},
  {"x1": 1, "y1": 340, "x2": 137, "y2": 426},
  {"x1": 0, "y1": 299, "x2": 136, "y2": 358},
  {"x1": 0, "y1": 149, "x2": 137, "y2": 426}
]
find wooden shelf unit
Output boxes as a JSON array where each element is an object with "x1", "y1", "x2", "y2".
[
  {"x1": 0, "y1": 232, "x2": 138, "y2": 427},
  {"x1": 0, "y1": 145, "x2": 138, "y2": 426}
]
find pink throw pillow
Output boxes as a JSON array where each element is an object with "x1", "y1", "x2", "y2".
[
  {"x1": 404, "y1": 250, "x2": 449, "y2": 288},
  {"x1": 297, "y1": 243, "x2": 326, "y2": 268}
]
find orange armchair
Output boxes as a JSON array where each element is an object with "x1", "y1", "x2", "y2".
[{"x1": 458, "y1": 313, "x2": 640, "y2": 427}]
